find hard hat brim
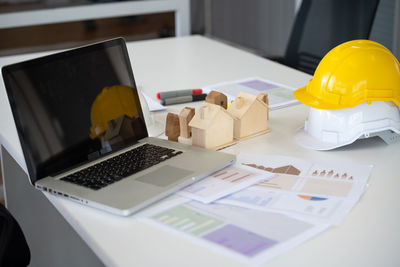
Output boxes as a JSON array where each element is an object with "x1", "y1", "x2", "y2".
[
  {"x1": 294, "y1": 126, "x2": 357, "y2": 150},
  {"x1": 294, "y1": 86, "x2": 344, "y2": 110}
]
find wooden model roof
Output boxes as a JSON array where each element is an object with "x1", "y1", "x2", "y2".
[
  {"x1": 227, "y1": 92, "x2": 268, "y2": 119},
  {"x1": 189, "y1": 103, "x2": 232, "y2": 130}
]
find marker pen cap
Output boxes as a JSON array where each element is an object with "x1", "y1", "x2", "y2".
[{"x1": 192, "y1": 89, "x2": 202, "y2": 95}]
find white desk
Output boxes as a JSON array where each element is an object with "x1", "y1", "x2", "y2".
[{"x1": 1, "y1": 36, "x2": 399, "y2": 267}]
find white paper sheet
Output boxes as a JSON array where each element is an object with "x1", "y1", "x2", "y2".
[
  {"x1": 217, "y1": 153, "x2": 373, "y2": 225},
  {"x1": 141, "y1": 91, "x2": 167, "y2": 112},
  {"x1": 138, "y1": 197, "x2": 329, "y2": 266},
  {"x1": 218, "y1": 186, "x2": 356, "y2": 225},
  {"x1": 178, "y1": 164, "x2": 273, "y2": 203},
  {"x1": 236, "y1": 153, "x2": 373, "y2": 200},
  {"x1": 202, "y1": 77, "x2": 299, "y2": 110}
]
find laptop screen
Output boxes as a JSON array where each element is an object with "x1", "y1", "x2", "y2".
[{"x1": 2, "y1": 38, "x2": 148, "y2": 183}]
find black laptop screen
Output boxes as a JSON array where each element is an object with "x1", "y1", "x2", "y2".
[{"x1": 2, "y1": 38, "x2": 148, "y2": 183}]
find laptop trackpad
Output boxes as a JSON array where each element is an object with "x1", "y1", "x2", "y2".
[{"x1": 136, "y1": 165, "x2": 193, "y2": 187}]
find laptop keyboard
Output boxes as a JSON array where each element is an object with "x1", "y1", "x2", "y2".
[{"x1": 61, "y1": 144, "x2": 183, "y2": 190}]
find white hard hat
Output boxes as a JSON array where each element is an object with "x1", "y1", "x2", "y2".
[{"x1": 294, "y1": 101, "x2": 400, "y2": 150}]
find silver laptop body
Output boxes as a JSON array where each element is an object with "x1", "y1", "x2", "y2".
[{"x1": 2, "y1": 38, "x2": 235, "y2": 216}]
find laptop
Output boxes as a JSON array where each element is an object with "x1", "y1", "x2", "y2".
[{"x1": 2, "y1": 38, "x2": 235, "y2": 216}]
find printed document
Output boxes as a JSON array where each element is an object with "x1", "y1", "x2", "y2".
[
  {"x1": 178, "y1": 163, "x2": 273, "y2": 203},
  {"x1": 138, "y1": 197, "x2": 329, "y2": 266}
]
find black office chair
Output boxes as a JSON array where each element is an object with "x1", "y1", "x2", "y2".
[
  {"x1": 0, "y1": 204, "x2": 31, "y2": 267},
  {"x1": 283, "y1": 0, "x2": 380, "y2": 74}
]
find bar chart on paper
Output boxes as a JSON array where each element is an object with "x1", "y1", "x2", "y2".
[
  {"x1": 142, "y1": 200, "x2": 327, "y2": 265},
  {"x1": 226, "y1": 190, "x2": 277, "y2": 207},
  {"x1": 241, "y1": 158, "x2": 361, "y2": 198},
  {"x1": 152, "y1": 205, "x2": 223, "y2": 236},
  {"x1": 251, "y1": 172, "x2": 352, "y2": 198},
  {"x1": 151, "y1": 203, "x2": 278, "y2": 257},
  {"x1": 208, "y1": 166, "x2": 260, "y2": 183},
  {"x1": 179, "y1": 165, "x2": 270, "y2": 203},
  {"x1": 218, "y1": 185, "x2": 348, "y2": 224}
]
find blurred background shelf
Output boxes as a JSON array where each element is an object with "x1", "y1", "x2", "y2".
[{"x1": 0, "y1": 0, "x2": 189, "y2": 56}]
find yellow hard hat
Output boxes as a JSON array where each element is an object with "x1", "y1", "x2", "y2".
[
  {"x1": 294, "y1": 40, "x2": 400, "y2": 109},
  {"x1": 90, "y1": 85, "x2": 139, "y2": 139}
]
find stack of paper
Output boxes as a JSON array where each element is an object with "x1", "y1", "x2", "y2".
[{"x1": 137, "y1": 153, "x2": 372, "y2": 265}]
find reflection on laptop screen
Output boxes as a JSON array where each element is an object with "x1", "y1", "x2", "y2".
[{"x1": 2, "y1": 38, "x2": 148, "y2": 183}]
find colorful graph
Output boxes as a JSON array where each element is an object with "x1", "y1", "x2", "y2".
[
  {"x1": 298, "y1": 195, "x2": 327, "y2": 201},
  {"x1": 153, "y1": 205, "x2": 278, "y2": 257}
]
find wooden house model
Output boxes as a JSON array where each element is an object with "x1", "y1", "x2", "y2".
[
  {"x1": 227, "y1": 92, "x2": 270, "y2": 140},
  {"x1": 178, "y1": 107, "x2": 195, "y2": 138},
  {"x1": 205, "y1": 90, "x2": 228, "y2": 109},
  {"x1": 189, "y1": 103, "x2": 235, "y2": 150}
]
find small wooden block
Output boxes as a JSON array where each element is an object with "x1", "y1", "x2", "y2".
[
  {"x1": 179, "y1": 107, "x2": 195, "y2": 138},
  {"x1": 165, "y1": 113, "x2": 180, "y2": 142},
  {"x1": 205, "y1": 90, "x2": 228, "y2": 109}
]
